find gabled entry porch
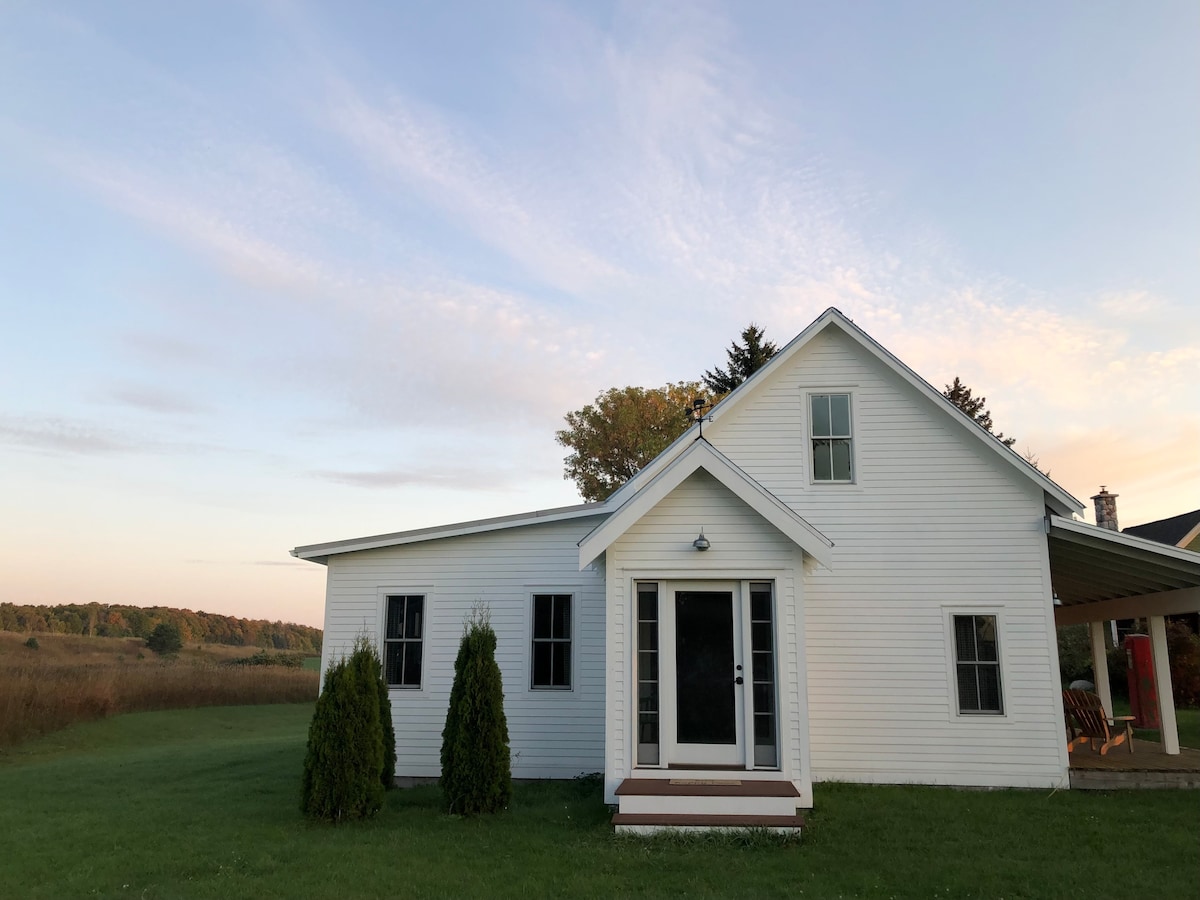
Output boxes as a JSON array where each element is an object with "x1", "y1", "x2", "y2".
[{"x1": 577, "y1": 439, "x2": 833, "y2": 831}]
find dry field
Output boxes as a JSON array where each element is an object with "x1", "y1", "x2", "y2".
[{"x1": 0, "y1": 631, "x2": 318, "y2": 748}]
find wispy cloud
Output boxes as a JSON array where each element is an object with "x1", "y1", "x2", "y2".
[
  {"x1": 110, "y1": 386, "x2": 206, "y2": 415},
  {"x1": 0, "y1": 416, "x2": 138, "y2": 455}
]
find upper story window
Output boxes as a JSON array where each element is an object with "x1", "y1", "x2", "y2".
[
  {"x1": 384, "y1": 594, "x2": 424, "y2": 688},
  {"x1": 953, "y1": 614, "x2": 1003, "y2": 714},
  {"x1": 531, "y1": 593, "x2": 572, "y2": 689},
  {"x1": 810, "y1": 393, "x2": 853, "y2": 482}
]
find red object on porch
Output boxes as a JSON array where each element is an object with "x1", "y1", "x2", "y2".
[{"x1": 1124, "y1": 635, "x2": 1159, "y2": 729}]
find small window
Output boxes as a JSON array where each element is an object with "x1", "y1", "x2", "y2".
[
  {"x1": 531, "y1": 594, "x2": 572, "y2": 689},
  {"x1": 384, "y1": 595, "x2": 424, "y2": 688},
  {"x1": 953, "y1": 614, "x2": 1003, "y2": 714},
  {"x1": 810, "y1": 393, "x2": 853, "y2": 482}
]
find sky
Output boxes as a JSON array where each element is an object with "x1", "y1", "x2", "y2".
[{"x1": 1, "y1": 1, "x2": 1197, "y2": 629}]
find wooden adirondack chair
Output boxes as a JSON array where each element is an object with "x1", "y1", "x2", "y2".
[{"x1": 1063, "y1": 689, "x2": 1135, "y2": 755}]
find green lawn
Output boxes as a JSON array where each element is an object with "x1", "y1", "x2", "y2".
[
  {"x1": 1110, "y1": 701, "x2": 1200, "y2": 747},
  {"x1": 1, "y1": 705, "x2": 1197, "y2": 899}
]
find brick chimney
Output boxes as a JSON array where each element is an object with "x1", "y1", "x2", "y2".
[{"x1": 1091, "y1": 486, "x2": 1119, "y2": 531}]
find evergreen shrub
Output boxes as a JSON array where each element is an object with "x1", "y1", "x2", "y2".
[
  {"x1": 300, "y1": 637, "x2": 388, "y2": 822},
  {"x1": 23, "y1": 636, "x2": 39, "y2": 650},
  {"x1": 146, "y1": 623, "x2": 182, "y2": 655},
  {"x1": 440, "y1": 607, "x2": 511, "y2": 815}
]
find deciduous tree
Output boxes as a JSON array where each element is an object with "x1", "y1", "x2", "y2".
[{"x1": 556, "y1": 382, "x2": 700, "y2": 502}]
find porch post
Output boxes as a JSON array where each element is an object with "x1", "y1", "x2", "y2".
[
  {"x1": 1088, "y1": 621, "x2": 1113, "y2": 717},
  {"x1": 1147, "y1": 615, "x2": 1180, "y2": 755}
]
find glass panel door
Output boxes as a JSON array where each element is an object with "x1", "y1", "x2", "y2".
[{"x1": 675, "y1": 591, "x2": 737, "y2": 745}]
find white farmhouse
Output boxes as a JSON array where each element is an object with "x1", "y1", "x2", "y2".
[{"x1": 293, "y1": 308, "x2": 1200, "y2": 831}]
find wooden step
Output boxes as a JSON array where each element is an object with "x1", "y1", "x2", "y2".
[
  {"x1": 616, "y1": 778, "x2": 800, "y2": 797},
  {"x1": 612, "y1": 812, "x2": 805, "y2": 835}
]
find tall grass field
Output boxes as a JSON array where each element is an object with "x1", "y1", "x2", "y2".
[
  {"x1": 0, "y1": 631, "x2": 317, "y2": 747},
  {"x1": 0, "y1": 703, "x2": 1196, "y2": 898}
]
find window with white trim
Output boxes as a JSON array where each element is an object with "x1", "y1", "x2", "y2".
[
  {"x1": 809, "y1": 393, "x2": 853, "y2": 482},
  {"x1": 531, "y1": 593, "x2": 572, "y2": 689},
  {"x1": 384, "y1": 594, "x2": 424, "y2": 688},
  {"x1": 953, "y1": 614, "x2": 1003, "y2": 714}
]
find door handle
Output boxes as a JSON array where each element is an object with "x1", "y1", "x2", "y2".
[{"x1": 734, "y1": 676, "x2": 744, "y2": 685}]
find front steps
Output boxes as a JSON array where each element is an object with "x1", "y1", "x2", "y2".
[{"x1": 612, "y1": 778, "x2": 805, "y2": 835}]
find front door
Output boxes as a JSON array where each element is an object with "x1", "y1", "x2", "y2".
[{"x1": 668, "y1": 584, "x2": 745, "y2": 766}]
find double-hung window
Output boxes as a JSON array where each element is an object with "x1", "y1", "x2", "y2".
[
  {"x1": 953, "y1": 614, "x2": 1003, "y2": 714},
  {"x1": 810, "y1": 393, "x2": 853, "y2": 482},
  {"x1": 384, "y1": 594, "x2": 424, "y2": 688},
  {"x1": 531, "y1": 593, "x2": 572, "y2": 689}
]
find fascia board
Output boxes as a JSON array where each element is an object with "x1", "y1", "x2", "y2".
[
  {"x1": 1178, "y1": 520, "x2": 1200, "y2": 550},
  {"x1": 293, "y1": 503, "x2": 608, "y2": 564}
]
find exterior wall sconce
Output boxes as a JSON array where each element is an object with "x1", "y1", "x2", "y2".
[{"x1": 693, "y1": 528, "x2": 710, "y2": 551}]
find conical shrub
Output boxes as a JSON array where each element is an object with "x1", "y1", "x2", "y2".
[
  {"x1": 440, "y1": 608, "x2": 511, "y2": 815},
  {"x1": 346, "y1": 635, "x2": 397, "y2": 789},
  {"x1": 300, "y1": 642, "x2": 386, "y2": 822}
]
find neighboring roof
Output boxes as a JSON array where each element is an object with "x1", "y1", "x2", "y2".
[
  {"x1": 291, "y1": 501, "x2": 606, "y2": 564},
  {"x1": 1048, "y1": 515, "x2": 1200, "y2": 622},
  {"x1": 606, "y1": 307, "x2": 1084, "y2": 517},
  {"x1": 1123, "y1": 509, "x2": 1200, "y2": 549},
  {"x1": 578, "y1": 438, "x2": 834, "y2": 570}
]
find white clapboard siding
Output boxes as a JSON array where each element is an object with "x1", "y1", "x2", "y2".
[
  {"x1": 703, "y1": 325, "x2": 1066, "y2": 789},
  {"x1": 322, "y1": 516, "x2": 608, "y2": 781}
]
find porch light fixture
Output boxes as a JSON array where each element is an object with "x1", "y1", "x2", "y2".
[{"x1": 693, "y1": 528, "x2": 710, "y2": 551}]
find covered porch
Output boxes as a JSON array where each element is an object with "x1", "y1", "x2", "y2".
[{"x1": 1049, "y1": 515, "x2": 1200, "y2": 763}]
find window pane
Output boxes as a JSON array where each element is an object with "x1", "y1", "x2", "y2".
[
  {"x1": 385, "y1": 644, "x2": 404, "y2": 685},
  {"x1": 638, "y1": 681, "x2": 658, "y2": 713},
  {"x1": 975, "y1": 616, "x2": 998, "y2": 662},
  {"x1": 638, "y1": 621, "x2": 657, "y2": 651},
  {"x1": 405, "y1": 596, "x2": 423, "y2": 639},
  {"x1": 402, "y1": 641, "x2": 422, "y2": 687},
  {"x1": 830, "y1": 394, "x2": 850, "y2": 436},
  {"x1": 755, "y1": 713, "x2": 776, "y2": 744},
  {"x1": 386, "y1": 597, "x2": 405, "y2": 640},
  {"x1": 638, "y1": 713, "x2": 659, "y2": 745},
  {"x1": 638, "y1": 650, "x2": 658, "y2": 681},
  {"x1": 954, "y1": 616, "x2": 977, "y2": 662},
  {"x1": 637, "y1": 587, "x2": 657, "y2": 621},
  {"x1": 752, "y1": 622, "x2": 773, "y2": 650},
  {"x1": 831, "y1": 439, "x2": 852, "y2": 481},
  {"x1": 552, "y1": 596, "x2": 570, "y2": 640},
  {"x1": 813, "y1": 439, "x2": 833, "y2": 481},
  {"x1": 551, "y1": 643, "x2": 570, "y2": 687},
  {"x1": 533, "y1": 595, "x2": 551, "y2": 639},
  {"x1": 978, "y1": 665, "x2": 1002, "y2": 712},
  {"x1": 532, "y1": 641, "x2": 551, "y2": 686},
  {"x1": 750, "y1": 589, "x2": 771, "y2": 622},
  {"x1": 811, "y1": 394, "x2": 831, "y2": 437},
  {"x1": 957, "y1": 664, "x2": 980, "y2": 711},
  {"x1": 752, "y1": 650, "x2": 772, "y2": 682},
  {"x1": 753, "y1": 682, "x2": 774, "y2": 714}
]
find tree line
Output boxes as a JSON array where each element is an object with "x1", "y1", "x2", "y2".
[{"x1": 0, "y1": 602, "x2": 322, "y2": 652}]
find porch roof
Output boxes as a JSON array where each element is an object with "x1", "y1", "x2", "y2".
[
  {"x1": 578, "y1": 438, "x2": 834, "y2": 570},
  {"x1": 1049, "y1": 515, "x2": 1200, "y2": 625}
]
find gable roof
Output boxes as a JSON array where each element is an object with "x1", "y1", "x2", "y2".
[
  {"x1": 292, "y1": 501, "x2": 605, "y2": 564},
  {"x1": 1123, "y1": 509, "x2": 1200, "y2": 549},
  {"x1": 578, "y1": 438, "x2": 834, "y2": 570},
  {"x1": 605, "y1": 307, "x2": 1084, "y2": 517}
]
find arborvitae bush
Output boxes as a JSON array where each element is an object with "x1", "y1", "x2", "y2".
[
  {"x1": 440, "y1": 608, "x2": 512, "y2": 815},
  {"x1": 345, "y1": 636, "x2": 396, "y2": 789},
  {"x1": 300, "y1": 639, "x2": 386, "y2": 823}
]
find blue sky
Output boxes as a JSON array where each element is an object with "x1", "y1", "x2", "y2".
[{"x1": 2, "y1": 1, "x2": 1197, "y2": 628}]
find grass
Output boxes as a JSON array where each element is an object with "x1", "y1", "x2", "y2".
[
  {"x1": 0, "y1": 631, "x2": 318, "y2": 747},
  {"x1": 0, "y1": 704, "x2": 1196, "y2": 899}
]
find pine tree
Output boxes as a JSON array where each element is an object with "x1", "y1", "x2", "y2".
[
  {"x1": 942, "y1": 377, "x2": 1016, "y2": 447},
  {"x1": 440, "y1": 607, "x2": 512, "y2": 815},
  {"x1": 702, "y1": 323, "x2": 779, "y2": 395},
  {"x1": 300, "y1": 640, "x2": 387, "y2": 823}
]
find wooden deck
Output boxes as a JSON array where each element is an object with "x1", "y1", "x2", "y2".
[{"x1": 1069, "y1": 739, "x2": 1200, "y2": 789}]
